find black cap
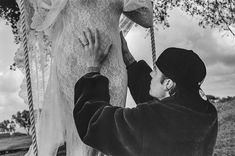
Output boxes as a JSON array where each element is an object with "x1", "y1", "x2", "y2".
[{"x1": 156, "y1": 47, "x2": 206, "y2": 90}]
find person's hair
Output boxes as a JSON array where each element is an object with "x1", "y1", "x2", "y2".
[{"x1": 160, "y1": 74, "x2": 177, "y2": 96}]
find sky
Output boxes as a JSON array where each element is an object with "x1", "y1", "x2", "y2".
[
  {"x1": 0, "y1": 20, "x2": 27, "y2": 123},
  {"x1": 0, "y1": 8, "x2": 235, "y2": 123}
]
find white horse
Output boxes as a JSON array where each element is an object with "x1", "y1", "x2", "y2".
[{"x1": 18, "y1": 0, "x2": 152, "y2": 155}]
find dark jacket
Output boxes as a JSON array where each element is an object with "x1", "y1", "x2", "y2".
[{"x1": 73, "y1": 60, "x2": 218, "y2": 156}]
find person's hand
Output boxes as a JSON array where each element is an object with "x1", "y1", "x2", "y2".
[
  {"x1": 120, "y1": 31, "x2": 136, "y2": 67},
  {"x1": 79, "y1": 28, "x2": 112, "y2": 71},
  {"x1": 120, "y1": 31, "x2": 130, "y2": 55}
]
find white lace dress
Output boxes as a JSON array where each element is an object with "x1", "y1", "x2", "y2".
[{"x1": 18, "y1": 0, "x2": 152, "y2": 155}]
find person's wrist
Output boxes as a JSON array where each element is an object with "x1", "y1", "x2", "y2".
[
  {"x1": 87, "y1": 62, "x2": 101, "y2": 73},
  {"x1": 87, "y1": 66, "x2": 100, "y2": 73}
]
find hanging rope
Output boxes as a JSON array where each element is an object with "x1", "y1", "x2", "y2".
[
  {"x1": 19, "y1": 0, "x2": 39, "y2": 156},
  {"x1": 150, "y1": 27, "x2": 156, "y2": 71}
]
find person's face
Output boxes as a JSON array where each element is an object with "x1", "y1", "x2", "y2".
[{"x1": 149, "y1": 68, "x2": 167, "y2": 100}]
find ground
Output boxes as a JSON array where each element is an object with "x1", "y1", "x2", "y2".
[
  {"x1": 0, "y1": 135, "x2": 31, "y2": 156},
  {"x1": 0, "y1": 134, "x2": 65, "y2": 156},
  {"x1": 213, "y1": 98, "x2": 235, "y2": 156}
]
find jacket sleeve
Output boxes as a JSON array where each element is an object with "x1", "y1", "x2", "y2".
[
  {"x1": 127, "y1": 60, "x2": 154, "y2": 104},
  {"x1": 203, "y1": 118, "x2": 218, "y2": 156},
  {"x1": 73, "y1": 72, "x2": 144, "y2": 156}
]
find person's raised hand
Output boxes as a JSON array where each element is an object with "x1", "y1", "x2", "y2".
[
  {"x1": 120, "y1": 31, "x2": 135, "y2": 67},
  {"x1": 120, "y1": 31, "x2": 130, "y2": 56},
  {"x1": 79, "y1": 28, "x2": 112, "y2": 71}
]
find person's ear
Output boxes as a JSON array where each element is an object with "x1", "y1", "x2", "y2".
[{"x1": 163, "y1": 79, "x2": 175, "y2": 91}]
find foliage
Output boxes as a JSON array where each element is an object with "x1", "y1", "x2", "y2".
[
  {"x1": 152, "y1": 0, "x2": 180, "y2": 28},
  {"x1": 12, "y1": 110, "x2": 30, "y2": 135},
  {"x1": 9, "y1": 121, "x2": 16, "y2": 134},
  {"x1": 0, "y1": 0, "x2": 20, "y2": 42},
  {"x1": 0, "y1": 120, "x2": 10, "y2": 133},
  {"x1": 218, "y1": 96, "x2": 235, "y2": 103},
  {"x1": 207, "y1": 95, "x2": 235, "y2": 103},
  {"x1": 0, "y1": 120, "x2": 16, "y2": 134},
  {"x1": 153, "y1": 0, "x2": 235, "y2": 36},
  {"x1": 182, "y1": 0, "x2": 235, "y2": 36},
  {"x1": 0, "y1": 0, "x2": 234, "y2": 44}
]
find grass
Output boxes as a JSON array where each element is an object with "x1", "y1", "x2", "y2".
[
  {"x1": 1, "y1": 151, "x2": 27, "y2": 156},
  {"x1": 0, "y1": 134, "x2": 66, "y2": 156},
  {"x1": 0, "y1": 135, "x2": 31, "y2": 151},
  {"x1": 0, "y1": 135, "x2": 31, "y2": 156},
  {"x1": 213, "y1": 98, "x2": 235, "y2": 156}
]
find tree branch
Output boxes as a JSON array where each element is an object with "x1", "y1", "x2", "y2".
[
  {"x1": 215, "y1": 0, "x2": 235, "y2": 36},
  {"x1": 219, "y1": 12, "x2": 235, "y2": 36}
]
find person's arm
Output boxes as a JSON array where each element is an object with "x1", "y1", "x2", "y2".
[
  {"x1": 74, "y1": 28, "x2": 145, "y2": 155},
  {"x1": 127, "y1": 60, "x2": 154, "y2": 103},
  {"x1": 120, "y1": 32, "x2": 154, "y2": 103},
  {"x1": 203, "y1": 118, "x2": 218, "y2": 156},
  {"x1": 73, "y1": 73, "x2": 144, "y2": 156}
]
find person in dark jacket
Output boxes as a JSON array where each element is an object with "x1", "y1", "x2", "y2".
[{"x1": 73, "y1": 28, "x2": 218, "y2": 156}]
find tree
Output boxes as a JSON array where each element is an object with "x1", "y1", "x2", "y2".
[
  {"x1": 0, "y1": 122, "x2": 6, "y2": 133},
  {"x1": 12, "y1": 110, "x2": 31, "y2": 135},
  {"x1": 1, "y1": 0, "x2": 235, "y2": 36},
  {"x1": 0, "y1": 0, "x2": 20, "y2": 42},
  {"x1": 1, "y1": 0, "x2": 234, "y2": 43},
  {"x1": 0, "y1": 120, "x2": 16, "y2": 134},
  {"x1": 0, "y1": 120, "x2": 10, "y2": 133},
  {"x1": 183, "y1": 0, "x2": 235, "y2": 36},
  {"x1": 153, "y1": 0, "x2": 235, "y2": 36},
  {"x1": 219, "y1": 96, "x2": 235, "y2": 103},
  {"x1": 9, "y1": 121, "x2": 16, "y2": 134},
  {"x1": 0, "y1": 125, "x2": 4, "y2": 133}
]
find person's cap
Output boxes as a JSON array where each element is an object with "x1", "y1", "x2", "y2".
[{"x1": 155, "y1": 47, "x2": 206, "y2": 90}]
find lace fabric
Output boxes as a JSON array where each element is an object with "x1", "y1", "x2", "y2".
[{"x1": 15, "y1": 0, "x2": 152, "y2": 156}]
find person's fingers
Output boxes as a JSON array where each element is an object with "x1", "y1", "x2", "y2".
[
  {"x1": 120, "y1": 31, "x2": 127, "y2": 48},
  {"x1": 78, "y1": 38, "x2": 84, "y2": 48},
  {"x1": 82, "y1": 31, "x2": 89, "y2": 45},
  {"x1": 120, "y1": 31, "x2": 125, "y2": 43},
  {"x1": 103, "y1": 43, "x2": 112, "y2": 58},
  {"x1": 102, "y1": 44, "x2": 112, "y2": 64},
  {"x1": 86, "y1": 28, "x2": 93, "y2": 47},
  {"x1": 120, "y1": 31, "x2": 124, "y2": 40},
  {"x1": 94, "y1": 29, "x2": 99, "y2": 48}
]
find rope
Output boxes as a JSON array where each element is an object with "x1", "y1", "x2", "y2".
[
  {"x1": 150, "y1": 27, "x2": 157, "y2": 71},
  {"x1": 19, "y1": 0, "x2": 39, "y2": 156}
]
